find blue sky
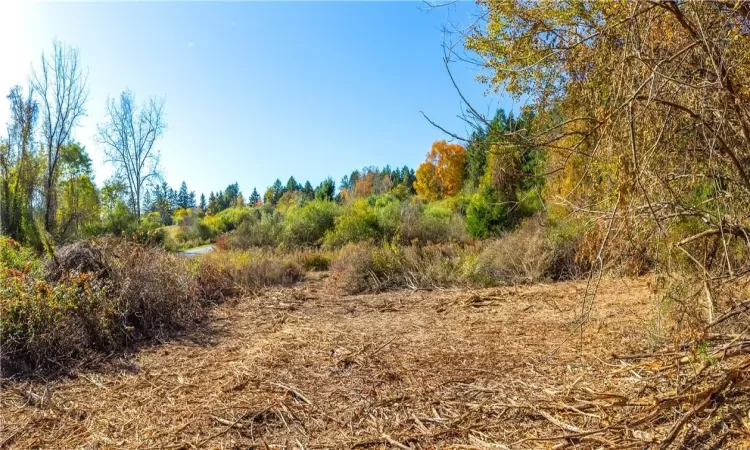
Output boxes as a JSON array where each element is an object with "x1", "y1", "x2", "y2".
[{"x1": 0, "y1": 2, "x2": 512, "y2": 198}]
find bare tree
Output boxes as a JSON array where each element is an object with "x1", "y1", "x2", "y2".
[
  {"x1": 31, "y1": 40, "x2": 88, "y2": 234},
  {"x1": 97, "y1": 90, "x2": 165, "y2": 221}
]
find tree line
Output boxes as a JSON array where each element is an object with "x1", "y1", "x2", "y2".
[{"x1": 1, "y1": 41, "x2": 546, "y2": 251}]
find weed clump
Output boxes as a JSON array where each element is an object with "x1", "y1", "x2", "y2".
[
  {"x1": 330, "y1": 217, "x2": 591, "y2": 294},
  {"x1": 197, "y1": 249, "x2": 304, "y2": 297},
  {"x1": 330, "y1": 242, "x2": 465, "y2": 294}
]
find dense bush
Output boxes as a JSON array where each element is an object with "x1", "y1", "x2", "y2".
[
  {"x1": 215, "y1": 207, "x2": 252, "y2": 231},
  {"x1": 468, "y1": 217, "x2": 590, "y2": 285},
  {"x1": 0, "y1": 237, "x2": 326, "y2": 374},
  {"x1": 466, "y1": 185, "x2": 513, "y2": 239},
  {"x1": 319, "y1": 197, "x2": 468, "y2": 249},
  {"x1": 0, "y1": 237, "x2": 43, "y2": 277},
  {"x1": 398, "y1": 201, "x2": 467, "y2": 244},
  {"x1": 282, "y1": 199, "x2": 341, "y2": 247},
  {"x1": 1, "y1": 238, "x2": 202, "y2": 374},
  {"x1": 224, "y1": 210, "x2": 284, "y2": 249},
  {"x1": 468, "y1": 218, "x2": 553, "y2": 284},
  {"x1": 197, "y1": 249, "x2": 304, "y2": 298},
  {"x1": 329, "y1": 217, "x2": 590, "y2": 294},
  {"x1": 331, "y1": 242, "x2": 467, "y2": 294},
  {"x1": 323, "y1": 199, "x2": 380, "y2": 248}
]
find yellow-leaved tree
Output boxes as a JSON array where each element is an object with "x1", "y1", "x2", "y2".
[{"x1": 413, "y1": 140, "x2": 466, "y2": 201}]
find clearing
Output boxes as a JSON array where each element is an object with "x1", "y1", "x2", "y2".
[{"x1": 0, "y1": 275, "x2": 690, "y2": 449}]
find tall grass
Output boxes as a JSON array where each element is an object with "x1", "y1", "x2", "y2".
[{"x1": 330, "y1": 218, "x2": 591, "y2": 294}]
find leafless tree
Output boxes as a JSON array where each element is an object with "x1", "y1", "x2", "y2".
[
  {"x1": 97, "y1": 90, "x2": 165, "y2": 221},
  {"x1": 31, "y1": 40, "x2": 88, "y2": 233}
]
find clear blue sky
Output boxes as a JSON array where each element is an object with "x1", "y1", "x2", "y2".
[{"x1": 0, "y1": 2, "x2": 512, "y2": 198}]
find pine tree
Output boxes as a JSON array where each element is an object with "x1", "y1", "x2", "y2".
[
  {"x1": 314, "y1": 177, "x2": 336, "y2": 201},
  {"x1": 177, "y1": 181, "x2": 190, "y2": 209},
  {"x1": 286, "y1": 176, "x2": 301, "y2": 192},
  {"x1": 188, "y1": 190, "x2": 197, "y2": 208},
  {"x1": 220, "y1": 183, "x2": 241, "y2": 210},
  {"x1": 208, "y1": 192, "x2": 219, "y2": 214},
  {"x1": 199, "y1": 193, "x2": 206, "y2": 212},
  {"x1": 143, "y1": 190, "x2": 153, "y2": 213},
  {"x1": 349, "y1": 170, "x2": 361, "y2": 189},
  {"x1": 270, "y1": 179, "x2": 285, "y2": 205},
  {"x1": 248, "y1": 188, "x2": 261, "y2": 206},
  {"x1": 303, "y1": 181, "x2": 314, "y2": 199}
]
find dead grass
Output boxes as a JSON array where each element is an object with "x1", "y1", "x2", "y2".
[
  {"x1": 0, "y1": 275, "x2": 682, "y2": 449},
  {"x1": 3, "y1": 270, "x2": 749, "y2": 448},
  {"x1": 470, "y1": 217, "x2": 590, "y2": 285},
  {"x1": 196, "y1": 249, "x2": 305, "y2": 300},
  {"x1": 329, "y1": 224, "x2": 588, "y2": 295},
  {"x1": 330, "y1": 242, "x2": 465, "y2": 294}
]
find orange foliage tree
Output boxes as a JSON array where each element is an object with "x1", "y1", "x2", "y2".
[
  {"x1": 354, "y1": 171, "x2": 375, "y2": 198},
  {"x1": 413, "y1": 140, "x2": 466, "y2": 201}
]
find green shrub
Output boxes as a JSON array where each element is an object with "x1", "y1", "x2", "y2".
[
  {"x1": 465, "y1": 185, "x2": 513, "y2": 238},
  {"x1": 202, "y1": 214, "x2": 227, "y2": 234},
  {"x1": 324, "y1": 199, "x2": 380, "y2": 248},
  {"x1": 1, "y1": 270, "x2": 111, "y2": 372},
  {"x1": 375, "y1": 198, "x2": 402, "y2": 240},
  {"x1": 283, "y1": 200, "x2": 341, "y2": 247},
  {"x1": 216, "y1": 206, "x2": 252, "y2": 231},
  {"x1": 399, "y1": 201, "x2": 467, "y2": 244},
  {"x1": 140, "y1": 211, "x2": 165, "y2": 230},
  {"x1": 101, "y1": 200, "x2": 137, "y2": 236},
  {"x1": 225, "y1": 210, "x2": 284, "y2": 249},
  {"x1": 0, "y1": 236, "x2": 42, "y2": 277}
]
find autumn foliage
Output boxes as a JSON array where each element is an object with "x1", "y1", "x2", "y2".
[{"x1": 414, "y1": 141, "x2": 466, "y2": 201}]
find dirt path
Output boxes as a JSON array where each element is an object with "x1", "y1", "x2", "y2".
[
  {"x1": 1, "y1": 276, "x2": 655, "y2": 449},
  {"x1": 180, "y1": 244, "x2": 215, "y2": 257}
]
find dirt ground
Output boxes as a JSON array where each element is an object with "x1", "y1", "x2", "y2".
[{"x1": 1, "y1": 274, "x2": 743, "y2": 449}]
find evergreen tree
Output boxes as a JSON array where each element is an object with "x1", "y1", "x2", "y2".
[
  {"x1": 188, "y1": 190, "x2": 197, "y2": 208},
  {"x1": 150, "y1": 182, "x2": 176, "y2": 225},
  {"x1": 177, "y1": 181, "x2": 190, "y2": 209},
  {"x1": 199, "y1": 193, "x2": 206, "y2": 212},
  {"x1": 349, "y1": 170, "x2": 361, "y2": 189},
  {"x1": 248, "y1": 188, "x2": 261, "y2": 206},
  {"x1": 220, "y1": 182, "x2": 241, "y2": 210},
  {"x1": 303, "y1": 181, "x2": 314, "y2": 198},
  {"x1": 268, "y1": 179, "x2": 285, "y2": 205},
  {"x1": 208, "y1": 191, "x2": 220, "y2": 214},
  {"x1": 314, "y1": 177, "x2": 336, "y2": 201},
  {"x1": 286, "y1": 176, "x2": 301, "y2": 192},
  {"x1": 143, "y1": 190, "x2": 153, "y2": 213}
]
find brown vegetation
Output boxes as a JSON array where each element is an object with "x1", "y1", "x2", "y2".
[
  {"x1": 0, "y1": 240, "x2": 313, "y2": 376},
  {"x1": 1, "y1": 238, "x2": 202, "y2": 376},
  {"x1": 5, "y1": 274, "x2": 746, "y2": 448}
]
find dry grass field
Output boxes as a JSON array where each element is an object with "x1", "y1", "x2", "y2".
[{"x1": 2, "y1": 274, "x2": 748, "y2": 449}]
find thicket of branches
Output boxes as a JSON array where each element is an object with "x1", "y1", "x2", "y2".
[{"x1": 460, "y1": 0, "x2": 750, "y2": 330}]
